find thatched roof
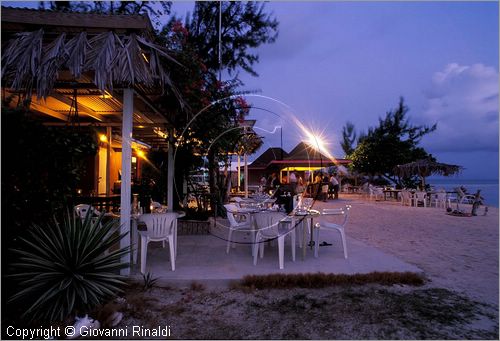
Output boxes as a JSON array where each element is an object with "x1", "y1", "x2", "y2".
[
  {"x1": 1, "y1": 29, "x2": 181, "y2": 101},
  {"x1": 1, "y1": 7, "x2": 183, "y2": 105},
  {"x1": 1, "y1": 7, "x2": 186, "y2": 150},
  {"x1": 394, "y1": 158, "x2": 463, "y2": 178}
]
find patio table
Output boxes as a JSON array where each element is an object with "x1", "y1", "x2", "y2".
[
  {"x1": 383, "y1": 189, "x2": 401, "y2": 201},
  {"x1": 291, "y1": 209, "x2": 321, "y2": 260}
]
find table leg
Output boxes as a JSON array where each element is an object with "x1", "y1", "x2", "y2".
[
  {"x1": 302, "y1": 217, "x2": 311, "y2": 260},
  {"x1": 309, "y1": 217, "x2": 314, "y2": 249},
  {"x1": 131, "y1": 218, "x2": 138, "y2": 264},
  {"x1": 251, "y1": 214, "x2": 257, "y2": 257}
]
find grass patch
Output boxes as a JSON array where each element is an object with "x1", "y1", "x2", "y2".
[
  {"x1": 116, "y1": 284, "x2": 498, "y2": 339},
  {"x1": 189, "y1": 281, "x2": 206, "y2": 292},
  {"x1": 237, "y1": 271, "x2": 425, "y2": 289}
]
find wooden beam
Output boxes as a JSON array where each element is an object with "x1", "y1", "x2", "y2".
[
  {"x1": 50, "y1": 93, "x2": 107, "y2": 122},
  {"x1": 30, "y1": 102, "x2": 68, "y2": 121}
]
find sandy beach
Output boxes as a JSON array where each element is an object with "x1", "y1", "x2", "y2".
[{"x1": 314, "y1": 195, "x2": 499, "y2": 308}]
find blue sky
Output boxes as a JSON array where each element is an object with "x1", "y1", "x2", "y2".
[
  {"x1": 223, "y1": 1, "x2": 499, "y2": 180},
  {"x1": 4, "y1": 1, "x2": 499, "y2": 179}
]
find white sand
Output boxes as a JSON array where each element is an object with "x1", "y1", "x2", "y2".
[{"x1": 314, "y1": 195, "x2": 499, "y2": 307}]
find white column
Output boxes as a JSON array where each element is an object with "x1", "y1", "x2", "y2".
[
  {"x1": 244, "y1": 153, "x2": 248, "y2": 198},
  {"x1": 237, "y1": 154, "x2": 241, "y2": 192},
  {"x1": 106, "y1": 126, "x2": 112, "y2": 196},
  {"x1": 120, "y1": 88, "x2": 133, "y2": 276},
  {"x1": 167, "y1": 128, "x2": 174, "y2": 212}
]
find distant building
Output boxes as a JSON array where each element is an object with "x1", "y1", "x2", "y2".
[{"x1": 247, "y1": 141, "x2": 351, "y2": 186}]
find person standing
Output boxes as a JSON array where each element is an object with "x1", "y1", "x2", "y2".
[
  {"x1": 270, "y1": 172, "x2": 280, "y2": 189},
  {"x1": 330, "y1": 173, "x2": 340, "y2": 200},
  {"x1": 321, "y1": 174, "x2": 329, "y2": 202},
  {"x1": 289, "y1": 171, "x2": 297, "y2": 194},
  {"x1": 260, "y1": 174, "x2": 267, "y2": 192}
]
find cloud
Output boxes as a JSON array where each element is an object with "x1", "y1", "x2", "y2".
[{"x1": 420, "y1": 63, "x2": 499, "y2": 152}]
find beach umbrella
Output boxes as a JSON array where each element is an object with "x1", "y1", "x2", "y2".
[{"x1": 394, "y1": 158, "x2": 463, "y2": 188}]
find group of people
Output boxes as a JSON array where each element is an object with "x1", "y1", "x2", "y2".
[
  {"x1": 315, "y1": 172, "x2": 340, "y2": 201},
  {"x1": 259, "y1": 171, "x2": 340, "y2": 201}
]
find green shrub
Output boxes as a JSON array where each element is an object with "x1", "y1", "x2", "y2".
[{"x1": 7, "y1": 211, "x2": 130, "y2": 322}]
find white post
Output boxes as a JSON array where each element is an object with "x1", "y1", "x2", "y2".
[
  {"x1": 237, "y1": 154, "x2": 241, "y2": 192},
  {"x1": 244, "y1": 153, "x2": 248, "y2": 198},
  {"x1": 106, "y1": 126, "x2": 112, "y2": 196},
  {"x1": 120, "y1": 88, "x2": 133, "y2": 276},
  {"x1": 167, "y1": 128, "x2": 174, "y2": 212}
]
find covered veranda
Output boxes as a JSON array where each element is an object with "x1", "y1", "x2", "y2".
[{"x1": 1, "y1": 7, "x2": 180, "y2": 275}]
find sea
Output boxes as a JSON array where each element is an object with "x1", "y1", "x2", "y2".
[{"x1": 427, "y1": 178, "x2": 499, "y2": 207}]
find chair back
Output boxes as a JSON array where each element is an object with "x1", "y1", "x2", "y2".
[
  {"x1": 455, "y1": 187, "x2": 468, "y2": 199},
  {"x1": 400, "y1": 190, "x2": 409, "y2": 203},
  {"x1": 231, "y1": 197, "x2": 243, "y2": 206},
  {"x1": 151, "y1": 201, "x2": 162, "y2": 212},
  {"x1": 224, "y1": 204, "x2": 240, "y2": 227},
  {"x1": 414, "y1": 191, "x2": 426, "y2": 200},
  {"x1": 74, "y1": 204, "x2": 100, "y2": 220},
  {"x1": 292, "y1": 194, "x2": 301, "y2": 209},
  {"x1": 321, "y1": 205, "x2": 351, "y2": 227},
  {"x1": 138, "y1": 213, "x2": 178, "y2": 239},
  {"x1": 435, "y1": 191, "x2": 447, "y2": 201},
  {"x1": 300, "y1": 197, "x2": 314, "y2": 210},
  {"x1": 254, "y1": 211, "x2": 287, "y2": 237}
]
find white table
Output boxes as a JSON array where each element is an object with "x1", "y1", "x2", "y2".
[{"x1": 291, "y1": 209, "x2": 321, "y2": 260}]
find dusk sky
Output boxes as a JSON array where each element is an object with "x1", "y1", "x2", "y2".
[
  {"x1": 4, "y1": 1, "x2": 499, "y2": 180},
  {"x1": 211, "y1": 1, "x2": 498, "y2": 180}
]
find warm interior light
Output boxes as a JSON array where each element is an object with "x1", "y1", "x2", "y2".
[
  {"x1": 100, "y1": 90, "x2": 112, "y2": 99},
  {"x1": 99, "y1": 134, "x2": 108, "y2": 143},
  {"x1": 137, "y1": 150, "x2": 146, "y2": 159},
  {"x1": 153, "y1": 127, "x2": 168, "y2": 139},
  {"x1": 132, "y1": 156, "x2": 137, "y2": 163}
]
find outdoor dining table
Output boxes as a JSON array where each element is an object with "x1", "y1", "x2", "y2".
[
  {"x1": 291, "y1": 209, "x2": 321, "y2": 260},
  {"x1": 383, "y1": 189, "x2": 401, "y2": 201},
  {"x1": 236, "y1": 206, "x2": 271, "y2": 256}
]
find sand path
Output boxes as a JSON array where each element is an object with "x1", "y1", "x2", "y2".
[{"x1": 314, "y1": 195, "x2": 499, "y2": 307}]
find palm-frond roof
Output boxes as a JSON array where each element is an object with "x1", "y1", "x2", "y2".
[
  {"x1": 394, "y1": 158, "x2": 463, "y2": 178},
  {"x1": 1, "y1": 6, "x2": 185, "y2": 149}
]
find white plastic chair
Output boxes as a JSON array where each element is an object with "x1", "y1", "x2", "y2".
[
  {"x1": 413, "y1": 191, "x2": 427, "y2": 207},
  {"x1": 224, "y1": 204, "x2": 252, "y2": 254},
  {"x1": 231, "y1": 197, "x2": 244, "y2": 207},
  {"x1": 138, "y1": 213, "x2": 179, "y2": 273},
  {"x1": 455, "y1": 187, "x2": 476, "y2": 204},
  {"x1": 74, "y1": 204, "x2": 102, "y2": 227},
  {"x1": 253, "y1": 211, "x2": 296, "y2": 269},
  {"x1": 150, "y1": 201, "x2": 162, "y2": 213},
  {"x1": 313, "y1": 205, "x2": 351, "y2": 259},
  {"x1": 430, "y1": 191, "x2": 449, "y2": 209},
  {"x1": 369, "y1": 186, "x2": 384, "y2": 200},
  {"x1": 400, "y1": 190, "x2": 412, "y2": 206}
]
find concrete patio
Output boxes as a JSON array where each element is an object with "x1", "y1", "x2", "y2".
[{"x1": 130, "y1": 217, "x2": 422, "y2": 286}]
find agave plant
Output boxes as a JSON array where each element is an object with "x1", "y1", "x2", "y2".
[{"x1": 8, "y1": 210, "x2": 130, "y2": 322}]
